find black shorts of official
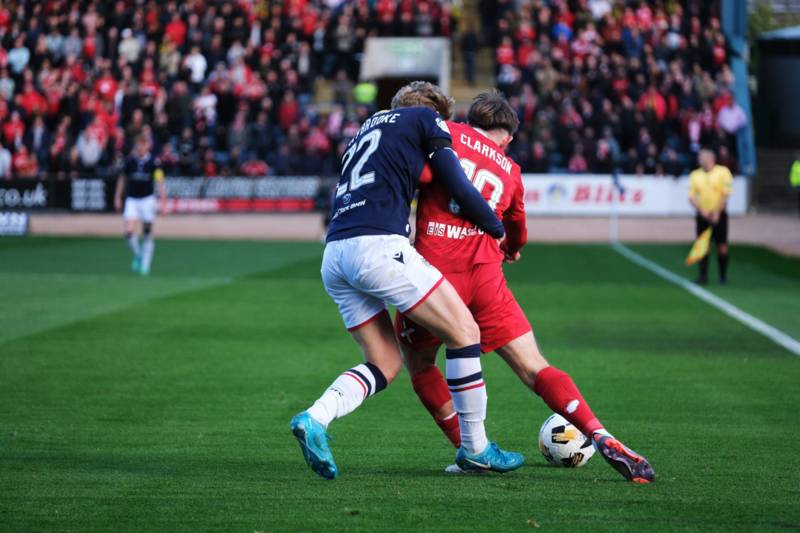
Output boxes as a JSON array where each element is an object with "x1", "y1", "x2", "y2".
[{"x1": 695, "y1": 210, "x2": 728, "y2": 244}]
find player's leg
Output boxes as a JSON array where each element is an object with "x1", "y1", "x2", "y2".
[
  {"x1": 495, "y1": 331, "x2": 654, "y2": 482},
  {"x1": 122, "y1": 198, "x2": 141, "y2": 272},
  {"x1": 695, "y1": 213, "x2": 710, "y2": 284},
  {"x1": 715, "y1": 210, "x2": 729, "y2": 284},
  {"x1": 291, "y1": 239, "x2": 403, "y2": 479},
  {"x1": 306, "y1": 310, "x2": 400, "y2": 428},
  {"x1": 139, "y1": 196, "x2": 157, "y2": 276},
  {"x1": 478, "y1": 264, "x2": 654, "y2": 482},
  {"x1": 395, "y1": 313, "x2": 459, "y2": 448},
  {"x1": 495, "y1": 333, "x2": 603, "y2": 437},
  {"x1": 385, "y1": 240, "x2": 521, "y2": 471},
  {"x1": 291, "y1": 310, "x2": 400, "y2": 481},
  {"x1": 402, "y1": 281, "x2": 487, "y2": 451}
]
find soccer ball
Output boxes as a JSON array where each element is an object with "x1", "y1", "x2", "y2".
[{"x1": 538, "y1": 413, "x2": 595, "y2": 467}]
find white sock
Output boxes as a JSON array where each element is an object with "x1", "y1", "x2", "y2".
[
  {"x1": 126, "y1": 234, "x2": 141, "y2": 257},
  {"x1": 445, "y1": 345, "x2": 488, "y2": 454},
  {"x1": 141, "y1": 235, "x2": 155, "y2": 270},
  {"x1": 306, "y1": 363, "x2": 387, "y2": 428}
]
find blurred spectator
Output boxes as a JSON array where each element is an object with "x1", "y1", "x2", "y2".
[
  {"x1": 717, "y1": 93, "x2": 747, "y2": 136},
  {"x1": 25, "y1": 115, "x2": 50, "y2": 167},
  {"x1": 0, "y1": 0, "x2": 737, "y2": 179},
  {"x1": 568, "y1": 144, "x2": 588, "y2": 173},
  {"x1": 496, "y1": 0, "x2": 736, "y2": 175},
  {"x1": 461, "y1": 23, "x2": 479, "y2": 86},
  {"x1": 12, "y1": 145, "x2": 38, "y2": 178},
  {"x1": 0, "y1": 142, "x2": 11, "y2": 179},
  {"x1": 0, "y1": 1, "x2": 459, "y2": 178},
  {"x1": 332, "y1": 70, "x2": 353, "y2": 107}
]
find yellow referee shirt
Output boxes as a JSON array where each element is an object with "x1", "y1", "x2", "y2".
[{"x1": 689, "y1": 164, "x2": 733, "y2": 213}]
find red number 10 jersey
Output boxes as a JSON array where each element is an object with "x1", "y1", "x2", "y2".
[{"x1": 414, "y1": 121, "x2": 527, "y2": 273}]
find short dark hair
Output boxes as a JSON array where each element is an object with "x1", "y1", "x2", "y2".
[
  {"x1": 391, "y1": 81, "x2": 454, "y2": 119},
  {"x1": 467, "y1": 89, "x2": 519, "y2": 135}
]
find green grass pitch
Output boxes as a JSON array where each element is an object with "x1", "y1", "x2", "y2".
[{"x1": 1, "y1": 236, "x2": 799, "y2": 531}]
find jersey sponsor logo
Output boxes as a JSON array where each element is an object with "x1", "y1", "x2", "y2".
[
  {"x1": 331, "y1": 198, "x2": 367, "y2": 220},
  {"x1": 426, "y1": 221, "x2": 483, "y2": 240}
]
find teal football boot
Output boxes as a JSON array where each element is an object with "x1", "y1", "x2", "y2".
[
  {"x1": 455, "y1": 442, "x2": 524, "y2": 473},
  {"x1": 290, "y1": 412, "x2": 338, "y2": 480}
]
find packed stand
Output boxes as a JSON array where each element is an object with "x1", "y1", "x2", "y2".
[
  {"x1": 0, "y1": 0, "x2": 456, "y2": 179},
  {"x1": 482, "y1": 0, "x2": 745, "y2": 176}
]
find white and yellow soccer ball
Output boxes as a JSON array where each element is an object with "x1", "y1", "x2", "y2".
[{"x1": 538, "y1": 413, "x2": 595, "y2": 467}]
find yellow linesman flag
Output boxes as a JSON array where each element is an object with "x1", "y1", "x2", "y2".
[{"x1": 686, "y1": 228, "x2": 712, "y2": 266}]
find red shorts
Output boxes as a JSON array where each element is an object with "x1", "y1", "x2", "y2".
[{"x1": 394, "y1": 262, "x2": 532, "y2": 354}]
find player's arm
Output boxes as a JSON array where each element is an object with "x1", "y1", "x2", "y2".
[
  {"x1": 501, "y1": 173, "x2": 527, "y2": 262},
  {"x1": 419, "y1": 108, "x2": 504, "y2": 238},
  {"x1": 427, "y1": 144, "x2": 505, "y2": 238},
  {"x1": 114, "y1": 173, "x2": 126, "y2": 212}
]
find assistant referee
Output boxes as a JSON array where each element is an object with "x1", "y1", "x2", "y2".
[{"x1": 688, "y1": 148, "x2": 733, "y2": 285}]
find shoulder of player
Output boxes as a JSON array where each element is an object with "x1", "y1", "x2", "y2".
[
  {"x1": 403, "y1": 106, "x2": 449, "y2": 128},
  {"x1": 446, "y1": 120, "x2": 467, "y2": 133}
]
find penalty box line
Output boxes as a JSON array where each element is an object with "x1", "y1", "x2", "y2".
[{"x1": 612, "y1": 242, "x2": 800, "y2": 357}]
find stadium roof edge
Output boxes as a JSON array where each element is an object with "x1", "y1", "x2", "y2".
[{"x1": 758, "y1": 25, "x2": 800, "y2": 41}]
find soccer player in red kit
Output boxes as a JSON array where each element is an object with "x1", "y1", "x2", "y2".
[{"x1": 395, "y1": 90, "x2": 655, "y2": 483}]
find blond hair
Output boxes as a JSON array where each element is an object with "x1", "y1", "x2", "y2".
[{"x1": 390, "y1": 81, "x2": 454, "y2": 119}]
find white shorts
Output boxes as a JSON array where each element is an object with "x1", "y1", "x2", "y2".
[
  {"x1": 123, "y1": 195, "x2": 157, "y2": 223},
  {"x1": 321, "y1": 234, "x2": 444, "y2": 331}
]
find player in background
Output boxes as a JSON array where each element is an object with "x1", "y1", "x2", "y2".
[
  {"x1": 114, "y1": 135, "x2": 166, "y2": 276},
  {"x1": 396, "y1": 90, "x2": 655, "y2": 483},
  {"x1": 290, "y1": 82, "x2": 524, "y2": 480},
  {"x1": 688, "y1": 148, "x2": 733, "y2": 285}
]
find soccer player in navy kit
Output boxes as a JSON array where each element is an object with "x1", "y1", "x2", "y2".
[
  {"x1": 290, "y1": 82, "x2": 524, "y2": 479},
  {"x1": 114, "y1": 136, "x2": 166, "y2": 276}
]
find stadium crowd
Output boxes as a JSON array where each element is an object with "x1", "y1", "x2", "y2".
[
  {"x1": 482, "y1": 0, "x2": 745, "y2": 175},
  {"x1": 0, "y1": 0, "x2": 744, "y2": 180},
  {"x1": 0, "y1": 0, "x2": 454, "y2": 179}
]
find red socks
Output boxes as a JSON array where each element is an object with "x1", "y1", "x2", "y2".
[
  {"x1": 411, "y1": 364, "x2": 601, "y2": 447},
  {"x1": 533, "y1": 366, "x2": 603, "y2": 437},
  {"x1": 435, "y1": 414, "x2": 461, "y2": 449},
  {"x1": 411, "y1": 365, "x2": 461, "y2": 448}
]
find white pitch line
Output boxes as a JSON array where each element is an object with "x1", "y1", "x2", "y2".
[{"x1": 612, "y1": 242, "x2": 800, "y2": 357}]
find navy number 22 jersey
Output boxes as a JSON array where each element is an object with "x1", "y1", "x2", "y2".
[
  {"x1": 124, "y1": 153, "x2": 162, "y2": 199},
  {"x1": 326, "y1": 106, "x2": 451, "y2": 243}
]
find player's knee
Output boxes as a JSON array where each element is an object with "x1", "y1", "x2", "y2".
[
  {"x1": 447, "y1": 315, "x2": 480, "y2": 348},
  {"x1": 379, "y1": 356, "x2": 403, "y2": 384},
  {"x1": 142, "y1": 222, "x2": 153, "y2": 235},
  {"x1": 718, "y1": 243, "x2": 728, "y2": 255}
]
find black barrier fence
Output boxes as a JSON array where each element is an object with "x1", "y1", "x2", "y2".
[{"x1": 0, "y1": 176, "x2": 337, "y2": 214}]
